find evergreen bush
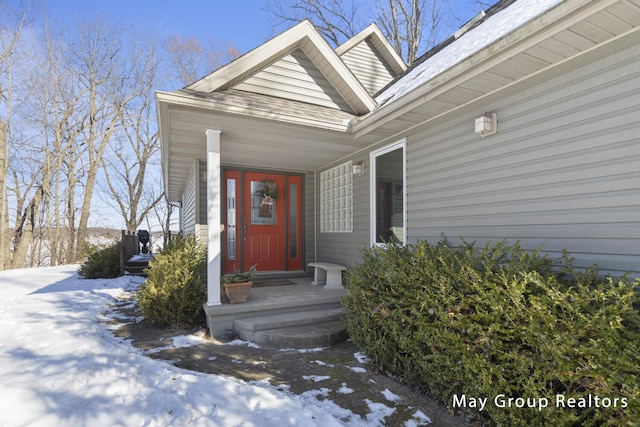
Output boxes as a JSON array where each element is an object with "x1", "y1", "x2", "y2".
[
  {"x1": 137, "y1": 234, "x2": 207, "y2": 328},
  {"x1": 343, "y1": 239, "x2": 640, "y2": 426},
  {"x1": 77, "y1": 241, "x2": 121, "y2": 279}
]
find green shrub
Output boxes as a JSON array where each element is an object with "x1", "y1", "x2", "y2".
[
  {"x1": 77, "y1": 241, "x2": 121, "y2": 279},
  {"x1": 137, "y1": 234, "x2": 206, "y2": 328},
  {"x1": 344, "y1": 239, "x2": 640, "y2": 426}
]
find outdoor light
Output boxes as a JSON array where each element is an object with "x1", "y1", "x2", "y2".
[
  {"x1": 352, "y1": 161, "x2": 365, "y2": 176},
  {"x1": 475, "y1": 112, "x2": 497, "y2": 137}
]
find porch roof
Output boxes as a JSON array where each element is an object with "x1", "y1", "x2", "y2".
[
  {"x1": 156, "y1": 89, "x2": 371, "y2": 202},
  {"x1": 177, "y1": 88, "x2": 355, "y2": 131}
]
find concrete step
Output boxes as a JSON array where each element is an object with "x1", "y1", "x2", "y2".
[
  {"x1": 234, "y1": 307, "x2": 348, "y2": 348},
  {"x1": 251, "y1": 320, "x2": 348, "y2": 349},
  {"x1": 235, "y1": 307, "x2": 346, "y2": 332}
]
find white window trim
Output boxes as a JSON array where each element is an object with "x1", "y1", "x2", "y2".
[{"x1": 370, "y1": 139, "x2": 407, "y2": 246}]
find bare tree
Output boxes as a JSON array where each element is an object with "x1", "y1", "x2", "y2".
[
  {"x1": 66, "y1": 19, "x2": 152, "y2": 260},
  {"x1": 265, "y1": 0, "x2": 364, "y2": 48},
  {"x1": 266, "y1": 0, "x2": 486, "y2": 64},
  {"x1": 0, "y1": 1, "x2": 31, "y2": 269},
  {"x1": 101, "y1": 38, "x2": 164, "y2": 233},
  {"x1": 165, "y1": 36, "x2": 240, "y2": 86},
  {"x1": 376, "y1": 0, "x2": 444, "y2": 63}
]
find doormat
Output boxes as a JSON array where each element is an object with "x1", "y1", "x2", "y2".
[{"x1": 252, "y1": 279, "x2": 296, "y2": 287}]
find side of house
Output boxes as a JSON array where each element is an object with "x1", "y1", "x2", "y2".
[{"x1": 315, "y1": 0, "x2": 640, "y2": 275}]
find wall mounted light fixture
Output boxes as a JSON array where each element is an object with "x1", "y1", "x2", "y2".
[
  {"x1": 475, "y1": 112, "x2": 497, "y2": 137},
  {"x1": 352, "y1": 161, "x2": 365, "y2": 176}
]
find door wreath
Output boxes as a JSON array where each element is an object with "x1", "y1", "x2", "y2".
[{"x1": 255, "y1": 179, "x2": 279, "y2": 218}]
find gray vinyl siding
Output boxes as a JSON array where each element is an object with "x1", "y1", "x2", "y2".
[
  {"x1": 315, "y1": 154, "x2": 370, "y2": 268},
  {"x1": 405, "y1": 33, "x2": 640, "y2": 275},
  {"x1": 181, "y1": 162, "x2": 197, "y2": 236},
  {"x1": 235, "y1": 49, "x2": 354, "y2": 113},
  {"x1": 340, "y1": 39, "x2": 395, "y2": 95}
]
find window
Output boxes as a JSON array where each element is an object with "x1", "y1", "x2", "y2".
[
  {"x1": 250, "y1": 180, "x2": 277, "y2": 225},
  {"x1": 370, "y1": 140, "x2": 406, "y2": 245},
  {"x1": 226, "y1": 178, "x2": 237, "y2": 260},
  {"x1": 320, "y1": 161, "x2": 353, "y2": 232}
]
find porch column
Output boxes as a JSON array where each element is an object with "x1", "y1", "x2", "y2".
[{"x1": 205, "y1": 129, "x2": 222, "y2": 306}]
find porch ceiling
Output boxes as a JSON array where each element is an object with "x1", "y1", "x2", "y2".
[{"x1": 157, "y1": 97, "x2": 371, "y2": 202}]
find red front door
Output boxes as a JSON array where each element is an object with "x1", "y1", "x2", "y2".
[
  {"x1": 243, "y1": 172, "x2": 285, "y2": 271},
  {"x1": 222, "y1": 170, "x2": 302, "y2": 273}
]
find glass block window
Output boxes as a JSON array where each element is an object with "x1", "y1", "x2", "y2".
[{"x1": 320, "y1": 161, "x2": 353, "y2": 232}]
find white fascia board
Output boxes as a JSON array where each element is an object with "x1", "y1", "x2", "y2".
[{"x1": 155, "y1": 90, "x2": 351, "y2": 132}]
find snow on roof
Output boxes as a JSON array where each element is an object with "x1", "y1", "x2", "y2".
[{"x1": 376, "y1": 0, "x2": 565, "y2": 106}]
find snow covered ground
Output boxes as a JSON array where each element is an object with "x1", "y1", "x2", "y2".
[{"x1": 0, "y1": 266, "x2": 429, "y2": 426}]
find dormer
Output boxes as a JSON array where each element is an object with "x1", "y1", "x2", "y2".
[{"x1": 336, "y1": 24, "x2": 407, "y2": 96}]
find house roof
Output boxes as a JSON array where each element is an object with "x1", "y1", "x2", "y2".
[
  {"x1": 352, "y1": 0, "x2": 640, "y2": 138},
  {"x1": 375, "y1": 0, "x2": 564, "y2": 106},
  {"x1": 186, "y1": 20, "x2": 376, "y2": 115},
  {"x1": 157, "y1": 0, "x2": 640, "y2": 201}
]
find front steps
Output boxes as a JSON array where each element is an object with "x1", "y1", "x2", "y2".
[
  {"x1": 234, "y1": 307, "x2": 348, "y2": 348},
  {"x1": 204, "y1": 279, "x2": 349, "y2": 347},
  {"x1": 124, "y1": 253, "x2": 154, "y2": 276}
]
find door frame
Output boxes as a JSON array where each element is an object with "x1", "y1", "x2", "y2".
[{"x1": 222, "y1": 167, "x2": 305, "y2": 274}]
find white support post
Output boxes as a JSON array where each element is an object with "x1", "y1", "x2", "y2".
[{"x1": 205, "y1": 129, "x2": 222, "y2": 306}]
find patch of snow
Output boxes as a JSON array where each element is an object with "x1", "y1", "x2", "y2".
[
  {"x1": 381, "y1": 388, "x2": 402, "y2": 402},
  {"x1": 313, "y1": 359, "x2": 334, "y2": 367},
  {"x1": 144, "y1": 335, "x2": 205, "y2": 355},
  {"x1": 301, "y1": 388, "x2": 332, "y2": 399},
  {"x1": 297, "y1": 347, "x2": 327, "y2": 353},
  {"x1": 278, "y1": 347, "x2": 327, "y2": 353},
  {"x1": 172, "y1": 334, "x2": 207, "y2": 348},
  {"x1": 364, "y1": 399, "x2": 397, "y2": 425},
  {"x1": 348, "y1": 366, "x2": 367, "y2": 374},
  {"x1": 338, "y1": 383, "x2": 354, "y2": 394},
  {"x1": 405, "y1": 409, "x2": 432, "y2": 426},
  {"x1": 303, "y1": 375, "x2": 331, "y2": 382},
  {"x1": 226, "y1": 339, "x2": 261, "y2": 348},
  {"x1": 354, "y1": 351, "x2": 369, "y2": 364},
  {"x1": 0, "y1": 265, "x2": 373, "y2": 427}
]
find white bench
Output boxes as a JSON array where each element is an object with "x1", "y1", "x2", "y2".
[{"x1": 308, "y1": 262, "x2": 347, "y2": 289}]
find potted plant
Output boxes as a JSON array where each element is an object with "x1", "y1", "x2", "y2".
[
  {"x1": 255, "y1": 180, "x2": 278, "y2": 217},
  {"x1": 221, "y1": 264, "x2": 257, "y2": 304}
]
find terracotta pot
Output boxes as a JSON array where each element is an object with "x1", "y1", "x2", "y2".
[{"x1": 223, "y1": 281, "x2": 252, "y2": 303}]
